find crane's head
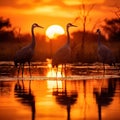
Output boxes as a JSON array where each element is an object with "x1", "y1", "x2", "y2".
[
  {"x1": 96, "y1": 29, "x2": 101, "y2": 34},
  {"x1": 67, "y1": 23, "x2": 77, "y2": 28},
  {"x1": 32, "y1": 23, "x2": 44, "y2": 29}
]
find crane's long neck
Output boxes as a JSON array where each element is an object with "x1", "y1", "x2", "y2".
[
  {"x1": 97, "y1": 32, "x2": 101, "y2": 46},
  {"x1": 30, "y1": 26, "x2": 35, "y2": 49},
  {"x1": 66, "y1": 26, "x2": 70, "y2": 45}
]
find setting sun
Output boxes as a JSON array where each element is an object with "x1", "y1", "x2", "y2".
[{"x1": 46, "y1": 25, "x2": 65, "y2": 39}]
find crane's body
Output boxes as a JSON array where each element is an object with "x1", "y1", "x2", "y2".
[
  {"x1": 52, "y1": 23, "x2": 77, "y2": 69},
  {"x1": 96, "y1": 29, "x2": 115, "y2": 70},
  {"x1": 52, "y1": 43, "x2": 71, "y2": 67},
  {"x1": 14, "y1": 23, "x2": 43, "y2": 77},
  {"x1": 14, "y1": 44, "x2": 34, "y2": 66}
]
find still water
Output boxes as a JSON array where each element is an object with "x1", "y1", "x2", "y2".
[{"x1": 0, "y1": 62, "x2": 120, "y2": 120}]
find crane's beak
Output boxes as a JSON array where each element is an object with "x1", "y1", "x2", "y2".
[
  {"x1": 39, "y1": 26, "x2": 44, "y2": 29},
  {"x1": 37, "y1": 24, "x2": 44, "y2": 28},
  {"x1": 72, "y1": 24, "x2": 77, "y2": 27}
]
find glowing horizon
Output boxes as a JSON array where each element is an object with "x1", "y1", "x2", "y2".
[{"x1": 0, "y1": 0, "x2": 119, "y2": 33}]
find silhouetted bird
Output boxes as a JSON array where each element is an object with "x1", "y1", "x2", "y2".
[
  {"x1": 52, "y1": 23, "x2": 77, "y2": 70},
  {"x1": 96, "y1": 29, "x2": 115, "y2": 70},
  {"x1": 14, "y1": 23, "x2": 43, "y2": 77}
]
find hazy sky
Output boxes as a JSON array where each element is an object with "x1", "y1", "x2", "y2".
[{"x1": 0, "y1": 0, "x2": 120, "y2": 33}]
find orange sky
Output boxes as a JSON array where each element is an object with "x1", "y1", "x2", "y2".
[{"x1": 0, "y1": 0, "x2": 120, "y2": 34}]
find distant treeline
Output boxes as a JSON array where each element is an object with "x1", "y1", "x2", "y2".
[{"x1": 0, "y1": 17, "x2": 120, "y2": 63}]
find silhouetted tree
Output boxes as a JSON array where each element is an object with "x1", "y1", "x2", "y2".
[
  {"x1": 0, "y1": 17, "x2": 11, "y2": 30},
  {"x1": 102, "y1": 18, "x2": 120, "y2": 41},
  {"x1": 74, "y1": 0, "x2": 95, "y2": 62},
  {"x1": 0, "y1": 17, "x2": 15, "y2": 42}
]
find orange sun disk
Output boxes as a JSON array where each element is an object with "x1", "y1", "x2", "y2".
[{"x1": 46, "y1": 25, "x2": 65, "y2": 39}]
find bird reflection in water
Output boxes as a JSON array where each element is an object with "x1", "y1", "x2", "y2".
[
  {"x1": 93, "y1": 78, "x2": 116, "y2": 120},
  {"x1": 14, "y1": 79, "x2": 35, "y2": 120},
  {"x1": 52, "y1": 80, "x2": 78, "y2": 120}
]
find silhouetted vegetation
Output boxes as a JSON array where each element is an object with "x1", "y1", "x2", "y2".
[
  {"x1": 71, "y1": 31, "x2": 106, "y2": 63},
  {"x1": 0, "y1": 17, "x2": 14, "y2": 42},
  {"x1": 0, "y1": 17, "x2": 120, "y2": 63},
  {"x1": 102, "y1": 18, "x2": 120, "y2": 41},
  {"x1": 0, "y1": 17, "x2": 11, "y2": 30},
  {"x1": 74, "y1": 2, "x2": 95, "y2": 64}
]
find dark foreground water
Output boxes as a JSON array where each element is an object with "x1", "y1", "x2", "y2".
[{"x1": 0, "y1": 62, "x2": 120, "y2": 120}]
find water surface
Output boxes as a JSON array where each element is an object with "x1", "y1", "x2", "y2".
[{"x1": 0, "y1": 62, "x2": 120, "y2": 120}]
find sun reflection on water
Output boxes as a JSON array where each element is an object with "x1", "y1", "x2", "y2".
[
  {"x1": 46, "y1": 63, "x2": 64, "y2": 90},
  {"x1": 46, "y1": 59, "x2": 65, "y2": 78},
  {"x1": 47, "y1": 80, "x2": 62, "y2": 89}
]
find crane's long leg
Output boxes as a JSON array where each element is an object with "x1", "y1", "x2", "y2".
[
  {"x1": 61, "y1": 64, "x2": 64, "y2": 76},
  {"x1": 21, "y1": 78, "x2": 25, "y2": 89},
  {"x1": 28, "y1": 61, "x2": 31, "y2": 77},
  {"x1": 17, "y1": 64, "x2": 20, "y2": 78},
  {"x1": 64, "y1": 64, "x2": 67, "y2": 77},
  {"x1": 21, "y1": 63, "x2": 24, "y2": 78},
  {"x1": 103, "y1": 62, "x2": 105, "y2": 73},
  {"x1": 56, "y1": 66, "x2": 58, "y2": 77},
  {"x1": 62, "y1": 64, "x2": 66, "y2": 77}
]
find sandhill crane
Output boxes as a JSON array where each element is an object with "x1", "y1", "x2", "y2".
[
  {"x1": 14, "y1": 23, "x2": 44, "y2": 77},
  {"x1": 96, "y1": 29, "x2": 115, "y2": 71},
  {"x1": 52, "y1": 23, "x2": 77, "y2": 73}
]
